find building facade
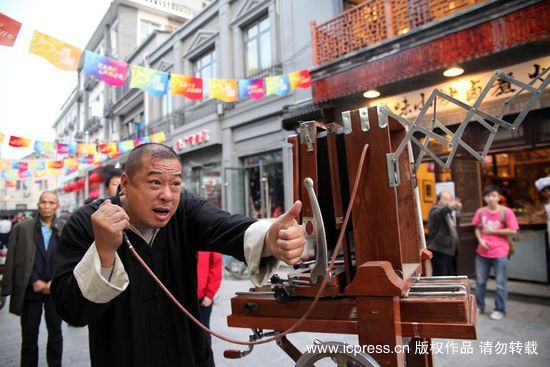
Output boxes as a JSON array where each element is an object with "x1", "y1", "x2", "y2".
[
  {"x1": 52, "y1": 0, "x2": 207, "y2": 210},
  {"x1": 53, "y1": 0, "x2": 340, "y2": 217}
]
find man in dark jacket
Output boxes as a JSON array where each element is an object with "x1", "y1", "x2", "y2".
[
  {"x1": 52, "y1": 143, "x2": 305, "y2": 367},
  {"x1": 427, "y1": 191, "x2": 462, "y2": 276},
  {"x1": 1, "y1": 191, "x2": 63, "y2": 367}
]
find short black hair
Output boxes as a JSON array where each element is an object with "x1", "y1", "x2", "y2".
[
  {"x1": 104, "y1": 168, "x2": 123, "y2": 188},
  {"x1": 125, "y1": 143, "x2": 180, "y2": 179},
  {"x1": 483, "y1": 185, "x2": 500, "y2": 197}
]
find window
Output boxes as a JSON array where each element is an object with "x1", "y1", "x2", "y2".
[
  {"x1": 194, "y1": 49, "x2": 217, "y2": 98},
  {"x1": 110, "y1": 21, "x2": 118, "y2": 58},
  {"x1": 162, "y1": 94, "x2": 172, "y2": 117},
  {"x1": 140, "y1": 19, "x2": 161, "y2": 43},
  {"x1": 244, "y1": 17, "x2": 271, "y2": 77}
]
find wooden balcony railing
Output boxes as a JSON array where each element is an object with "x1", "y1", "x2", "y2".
[{"x1": 311, "y1": 0, "x2": 486, "y2": 65}]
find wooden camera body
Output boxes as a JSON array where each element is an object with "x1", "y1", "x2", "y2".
[{"x1": 227, "y1": 107, "x2": 477, "y2": 367}]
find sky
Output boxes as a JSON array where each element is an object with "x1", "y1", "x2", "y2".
[{"x1": 0, "y1": 0, "x2": 112, "y2": 160}]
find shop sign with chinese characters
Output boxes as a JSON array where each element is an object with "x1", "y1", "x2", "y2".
[
  {"x1": 368, "y1": 57, "x2": 549, "y2": 119},
  {"x1": 175, "y1": 130, "x2": 210, "y2": 150}
]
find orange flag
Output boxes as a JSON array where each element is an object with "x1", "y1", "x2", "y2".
[{"x1": 29, "y1": 30, "x2": 81, "y2": 71}]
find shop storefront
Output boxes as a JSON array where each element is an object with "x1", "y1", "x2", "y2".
[
  {"x1": 366, "y1": 57, "x2": 550, "y2": 283},
  {"x1": 415, "y1": 110, "x2": 550, "y2": 283},
  {"x1": 173, "y1": 124, "x2": 222, "y2": 208},
  {"x1": 225, "y1": 150, "x2": 284, "y2": 219},
  {"x1": 222, "y1": 114, "x2": 291, "y2": 219}
]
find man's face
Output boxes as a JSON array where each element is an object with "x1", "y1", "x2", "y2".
[
  {"x1": 483, "y1": 191, "x2": 500, "y2": 206},
  {"x1": 542, "y1": 189, "x2": 550, "y2": 199},
  {"x1": 120, "y1": 155, "x2": 182, "y2": 230},
  {"x1": 106, "y1": 176, "x2": 121, "y2": 197},
  {"x1": 438, "y1": 192, "x2": 453, "y2": 206},
  {"x1": 38, "y1": 193, "x2": 59, "y2": 221}
]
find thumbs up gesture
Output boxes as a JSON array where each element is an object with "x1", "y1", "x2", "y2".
[{"x1": 265, "y1": 201, "x2": 305, "y2": 265}]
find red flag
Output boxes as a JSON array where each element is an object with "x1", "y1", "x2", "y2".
[
  {"x1": 288, "y1": 69, "x2": 312, "y2": 90},
  {"x1": 171, "y1": 74, "x2": 203, "y2": 100},
  {"x1": 9, "y1": 135, "x2": 31, "y2": 148},
  {"x1": 0, "y1": 12, "x2": 22, "y2": 47}
]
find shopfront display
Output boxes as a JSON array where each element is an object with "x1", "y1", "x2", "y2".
[
  {"x1": 224, "y1": 150, "x2": 284, "y2": 219},
  {"x1": 418, "y1": 111, "x2": 550, "y2": 282}
]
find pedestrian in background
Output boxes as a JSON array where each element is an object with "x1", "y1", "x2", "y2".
[
  {"x1": 15, "y1": 212, "x2": 26, "y2": 224},
  {"x1": 0, "y1": 215, "x2": 12, "y2": 250},
  {"x1": 472, "y1": 185, "x2": 519, "y2": 321},
  {"x1": 535, "y1": 176, "x2": 550, "y2": 242},
  {"x1": 197, "y1": 251, "x2": 223, "y2": 345},
  {"x1": 1, "y1": 191, "x2": 64, "y2": 366},
  {"x1": 104, "y1": 168, "x2": 122, "y2": 197},
  {"x1": 427, "y1": 191, "x2": 462, "y2": 276}
]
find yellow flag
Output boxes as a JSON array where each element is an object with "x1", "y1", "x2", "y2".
[
  {"x1": 0, "y1": 132, "x2": 4, "y2": 143},
  {"x1": 149, "y1": 132, "x2": 166, "y2": 143},
  {"x1": 29, "y1": 30, "x2": 81, "y2": 71},
  {"x1": 209, "y1": 79, "x2": 238, "y2": 102}
]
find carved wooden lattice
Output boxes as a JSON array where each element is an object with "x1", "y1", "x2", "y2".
[{"x1": 313, "y1": 0, "x2": 487, "y2": 65}]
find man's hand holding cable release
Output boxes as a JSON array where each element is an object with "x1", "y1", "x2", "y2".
[{"x1": 91, "y1": 199, "x2": 130, "y2": 268}]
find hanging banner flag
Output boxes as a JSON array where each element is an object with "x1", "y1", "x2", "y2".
[
  {"x1": 98, "y1": 142, "x2": 118, "y2": 155},
  {"x1": 80, "y1": 155, "x2": 94, "y2": 164},
  {"x1": 0, "y1": 159, "x2": 9, "y2": 170},
  {"x1": 265, "y1": 75, "x2": 290, "y2": 96},
  {"x1": 17, "y1": 162, "x2": 28, "y2": 171},
  {"x1": 118, "y1": 140, "x2": 135, "y2": 153},
  {"x1": 34, "y1": 140, "x2": 56, "y2": 154},
  {"x1": 34, "y1": 170, "x2": 49, "y2": 178},
  {"x1": 57, "y1": 142, "x2": 77, "y2": 155},
  {"x1": 0, "y1": 12, "x2": 22, "y2": 47},
  {"x1": 209, "y1": 79, "x2": 238, "y2": 102},
  {"x1": 238, "y1": 79, "x2": 265, "y2": 100},
  {"x1": 149, "y1": 132, "x2": 166, "y2": 144},
  {"x1": 83, "y1": 50, "x2": 127, "y2": 87},
  {"x1": 77, "y1": 143, "x2": 97, "y2": 156},
  {"x1": 47, "y1": 160, "x2": 63, "y2": 169},
  {"x1": 171, "y1": 74, "x2": 203, "y2": 100},
  {"x1": 130, "y1": 65, "x2": 169, "y2": 96},
  {"x1": 288, "y1": 69, "x2": 312, "y2": 90},
  {"x1": 64, "y1": 158, "x2": 79, "y2": 169},
  {"x1": 6, "y1": 180, "x2": 15, "y2": 188},
  {"x1": 29, "y1": 30, "x2": 81, "y2": 71},
  {"x1": 18, "y1": 170, "x2": 32, "y2": 179},
  {"x1": 93, "y1": 153, "x2": 109, "y2": 165},
  {"x1": 134, "y1": 136, "x2": 151, "y2": 147},
  {"x1": 9, "y1": 135, "x2": 31, "y2": 148},
  {"x1": 0, "y1": 132, "x2": 4, "y2": 143},
  {"x1": 29, "y1": 161, "x2": 46, "y2": 170},
  {"x1": 47, "y1": 168, "x2": 63, "y2": 176},
  {"x1": 3, "y1": 170, "x2": 17, "y2": 179}
]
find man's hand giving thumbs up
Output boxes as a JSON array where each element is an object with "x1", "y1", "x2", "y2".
[{"x1": 264, "y1": 201, "x2": 305, "y2": 265}]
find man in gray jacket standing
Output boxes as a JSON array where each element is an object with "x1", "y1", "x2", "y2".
[
  {"x1": 1, "y1": 191, "x2": 63, "y2": 367},
  {"x1": 427, "y1": 191, "x2": 462, "y2": 276}
]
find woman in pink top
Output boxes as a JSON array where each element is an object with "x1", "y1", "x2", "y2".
[{"x1": 472, "y1": 185, "x2": 519, "y2": 321}]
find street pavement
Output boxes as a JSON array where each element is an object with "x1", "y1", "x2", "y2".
[{"x1": 1, "y1": 275, "x2": 549, "y2": 366}]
